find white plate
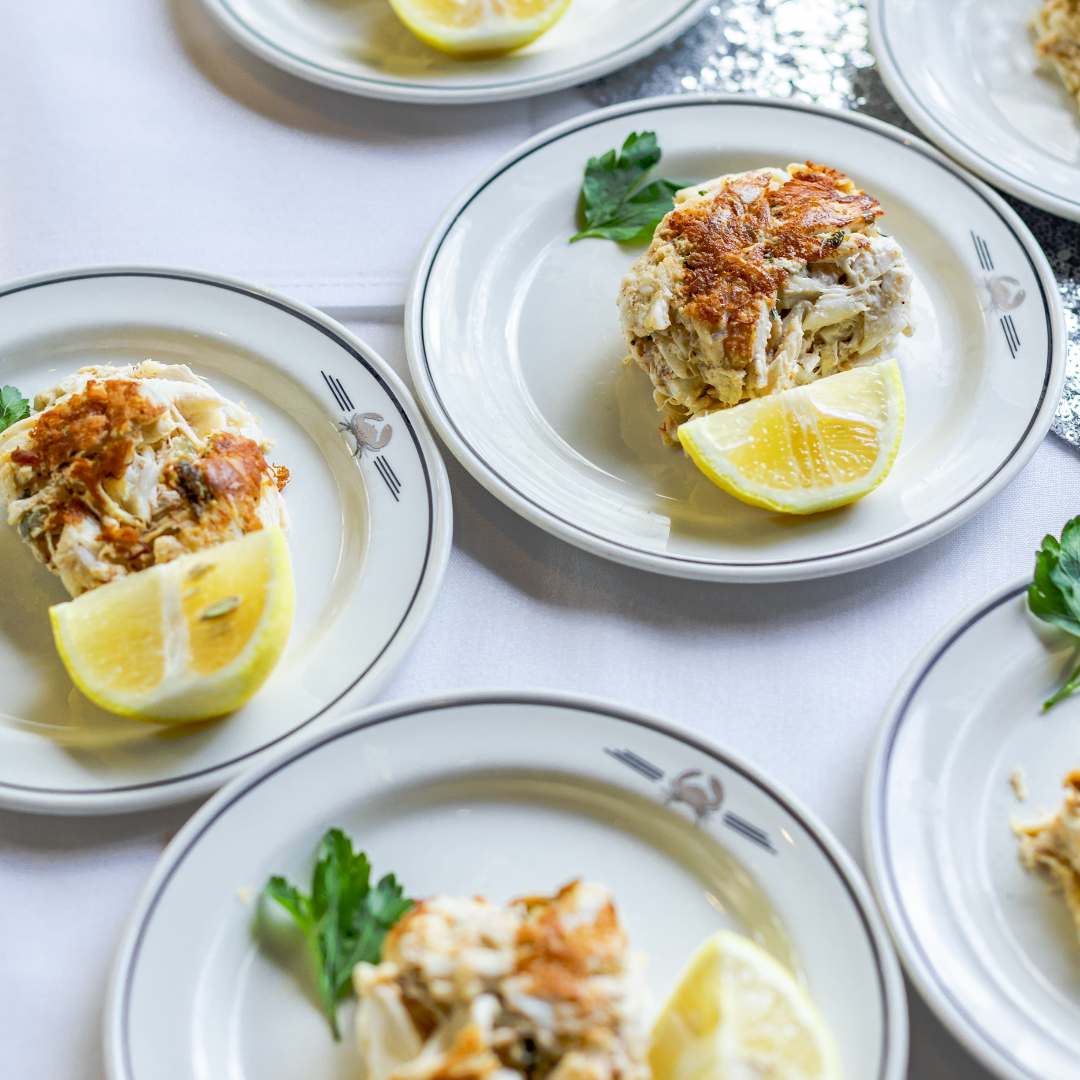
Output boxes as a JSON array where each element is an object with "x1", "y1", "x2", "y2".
[
  {"x1": 870, "y1": 0, "x2": 1080, "y2": 222},
  {"x1": 408, "y1": 96, "x2": 1065, "y2": 583},
  {"x1": 0, "y1": 267, "x2": 452, "y2": 815},
  {"x1": 106, "y1": 690, "x2": 908, "y2": 1080},
  {"x1": 197, "y1": 0, "x2": 711, "y2": 104},
  {"x1": 866, "y1": 576, "x2": 1080, "y2": 1080}
]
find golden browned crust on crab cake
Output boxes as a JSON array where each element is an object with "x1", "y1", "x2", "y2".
[{"x1": 0, "y1": 361, "x2": 289, "y2": 596}]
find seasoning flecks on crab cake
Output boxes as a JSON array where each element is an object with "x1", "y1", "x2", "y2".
[
  {"x1": 353, "y1": 881, "x2": 650, "y2": 1080},
  {"x1": 0, "y1": 361, "x2": 289, "y2": 597},
  {"x1": 618, "y1": 162, "x2": 915, "y2": 443}
]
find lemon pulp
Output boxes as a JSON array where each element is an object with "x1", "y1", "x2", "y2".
[
  {"x1": 651, "y1": 930, "x2": 841, "y2": 1080},
  {"x1": 388, "y1": 0, "x2": 573, "y2": 57},
  {"x1": 677, "y1": 360, "x2": 905, "y2": 515},
  {"x1": 50, "y1": 527, "x2": 293, "y2": 722}
]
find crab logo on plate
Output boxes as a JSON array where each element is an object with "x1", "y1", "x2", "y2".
[
  {"x1": 666, "y1": 768, "x2": 724, "y2": 822},
  {"x1": 983, "y1": 275, "x2": 1025, "y2": 313},
  {"x1": 341, "y1": 413, "x2": 392, "y2": 457}
]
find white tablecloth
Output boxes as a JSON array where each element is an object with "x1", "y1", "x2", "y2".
[
  {"x1": 2, "y1": 2, "x2": 1078, "y2": 1078},
  {"x1": 0, "y1": 0, "x2": 587, "y2": 310}
]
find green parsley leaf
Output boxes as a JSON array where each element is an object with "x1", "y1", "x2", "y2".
[
  {"x1": 570, "y1": 131, "x2": 681, "y2": 244},
  {"x1": 265, "y1": 828, "x2": 413, "y2": 1039},
  {"x1": 0, "y1": 385, "x2": 30, "y2": 433},
  {"x1": 1029, "y1": 515, "x2": 1080, "y2": 709}
]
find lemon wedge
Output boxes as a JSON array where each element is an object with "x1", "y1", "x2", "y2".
[
  {"x1": 651, "y1": 930, "x2": 841, "y2": 1080},
  {"x1": 388, "y1": 0, "x2": 572, "y2": 57},
  {"x1": 677, "y1": 361, "x2": 905, "y2": 515},
  {"x1": 50, "y1": 528, "x2": 293, "y2": 723}
]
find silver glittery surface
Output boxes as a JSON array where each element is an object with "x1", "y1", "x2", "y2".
[
  {"x1": 585, "y1": 0, "x2": 1080, "y2": 448},
  {"x1": 1058, "y1": 280, "x2": 1080, "y2": 445}
]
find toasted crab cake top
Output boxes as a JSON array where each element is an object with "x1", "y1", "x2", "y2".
[
  {"x1": 665, "y1": 163, "x2": 882, "y2": 357},
  {"x1": 0, "y1": 361, "x2": 288, "y2": 596}
]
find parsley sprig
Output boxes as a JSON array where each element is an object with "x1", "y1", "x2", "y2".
[
  {"x1": 570, "y1": 131, "x2": 681, "y2": 244},
  {"x1": 1030, "y1": 515, "x2": 1080, "y2": 710},
  {"x1": 0, "y1": 385, "x2": 29, "y2": 433},
  {"x1": 265, "y1": 828, "x2": 413, "y2": 1039}
]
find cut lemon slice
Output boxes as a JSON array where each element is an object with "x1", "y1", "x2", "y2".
[
  {"x1": 388, "y1": 0, "x2": 572, "y2": 57},
  {"x1": 50, "y1": 528, "x2": 293, "y2": 722},
  {"x1": 677, "y1": 361, "x2": 905, "y2": 514},
  {"x1": 651, "y1": 930, "x2": 841, "y2": 1080}
]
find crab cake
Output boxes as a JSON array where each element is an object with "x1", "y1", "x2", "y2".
[
  {"x1": 353, "y1": 881, "x2": 650, "y2": 1080},
  {"x1": 619, "y1": 162, "x2": 915, "y2": 443},
  {"x1": 1014, "y1": 769, "x2": 1080, "y2": 944},
  {"x1": 0, "y1": 361, "x2": 289, "y2": 597},
  {"x1": 1034, "y1": 0, "x2": 1080, "y2": 104}
]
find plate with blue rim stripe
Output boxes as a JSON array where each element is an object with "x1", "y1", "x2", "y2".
[
  {"x1": 106, "y1": 690, "x2": 907, "y2": 1080},
  {"x1": 408, "y1": 95, "x2": 1065, "y2": 582},
  {"x1": 0, "y1": 265, "x2": 451, "y2": 814}
]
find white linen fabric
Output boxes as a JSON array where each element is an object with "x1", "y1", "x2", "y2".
[
  {"x1": 0, "y1": 0, "x2": 588, "y2": 309},
  {"x1": 0, "y1": 2, "x2": 1076, "y2": 1078}
]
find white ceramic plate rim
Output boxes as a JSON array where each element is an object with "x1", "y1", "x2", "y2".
[
  {"x1": 864, "y1": 574, "x2": 1040, "y2": 1080},
  {"x1": 104, "y1": 688, "x2": 909, "y2": 1080},
  {"x1": 197, "y1": 0, "x2": 713, "y2": 104},
  {"x1": 0, "y1": 264, "x2": 453, "y2": 816},
  {"x1": 406, "y1": 94, "x2": 1065, "y2": 583},
  {"x1": 868, "y1": 0, "x2": 1080, "y2": 221}
]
